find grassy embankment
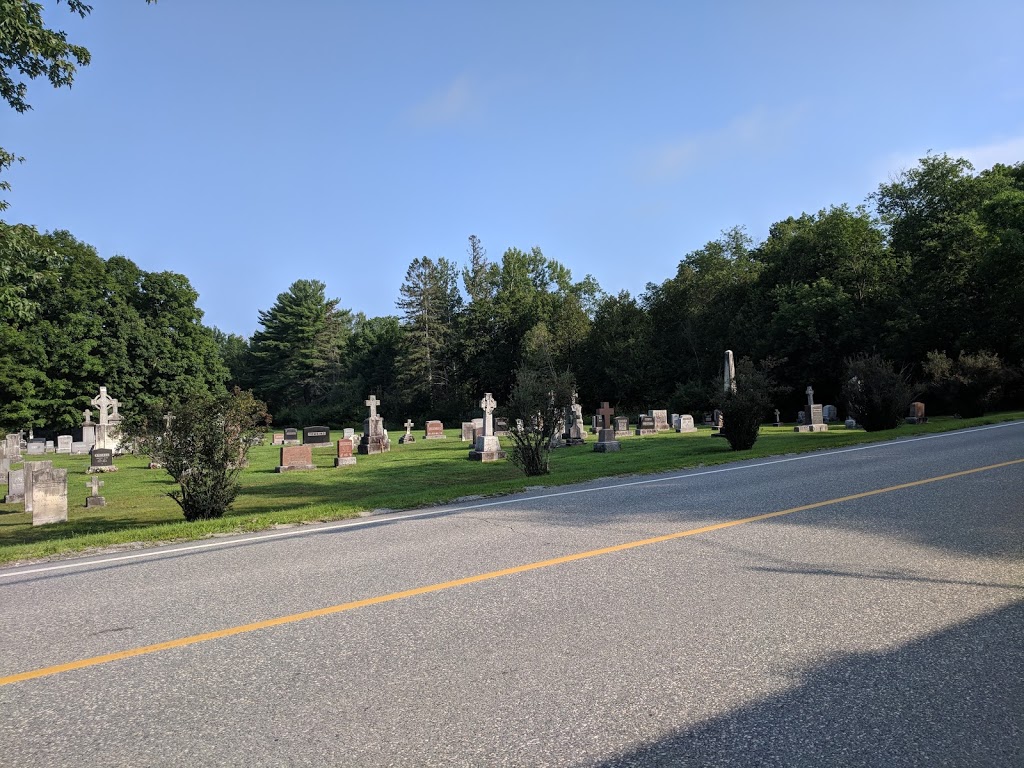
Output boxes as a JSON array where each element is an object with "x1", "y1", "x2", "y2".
[{"x1": 1, "y1": 411, "x2": 1021, "y2": 565}]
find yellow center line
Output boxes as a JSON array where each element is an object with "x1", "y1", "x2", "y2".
[{"x1": 2, "y1": 458, "x2": 1022, "y2": 687}]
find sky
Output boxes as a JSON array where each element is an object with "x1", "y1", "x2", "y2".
[{"x1": 4, "y1": 1, "x2": 1023, "y2": 336}]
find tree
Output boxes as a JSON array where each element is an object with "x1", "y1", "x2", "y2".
[
  {"x1": 718, "y1": 357, "x2": 786, "y2": 451},
  {"x1": 922, "y1": 350, "x2": 1005, "y2": 417},
  {"x1": 127, "y1": 388, "x2": 270, "y2": 522},
  {"x1": 249, "y1": 279, "x2": 351, "y2": 419},
  {"x1": 841, "y1": 355, "x2": 914, "y2": 432},
  {"x1": 0, "y1": 1, "x2": 156, "y2": 209}
]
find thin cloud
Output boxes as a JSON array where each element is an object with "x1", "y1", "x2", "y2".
[
  {"x1": 636, "y1": 106, "x2": 805, "y2": 182},
  {"x1": 880, "y1": 135, "x2": 1024, "y2": 179},
  {"x1": 408, "y1": 75, "x2": 477, "y2": 127}
]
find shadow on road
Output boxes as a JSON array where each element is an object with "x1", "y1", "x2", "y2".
[{"x1": 583, "y1": 600, "x2": 1024, "y2": 767}]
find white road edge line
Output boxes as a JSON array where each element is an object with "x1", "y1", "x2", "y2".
[{"x1": 2, "y1": 420, "x2": 1021, "y2": 579}]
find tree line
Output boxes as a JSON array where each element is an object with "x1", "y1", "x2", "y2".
[{"x1": 1, "y1": 154, "x2": 1021, "y2": 434}]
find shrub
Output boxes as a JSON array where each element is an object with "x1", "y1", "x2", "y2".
[
  {"x1": 718, "y1": 357, "x2": 786, "y2": 451},
  {"x1": 922, "y1": 350, "x2": 1004, "y2": 417},
  {"x1": 504, "y1": 367, "x2": 575, "y2": 477},
  {"x1": 841, "y1": 355, "x2": 914, "y2": 431}
]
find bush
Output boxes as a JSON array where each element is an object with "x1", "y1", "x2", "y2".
[
  {"x1": 922, "y1": 350, "x2": 1004, "y2": 417},
  {"x1": 841, "y1": 355, "x2": 914, "y2": 431},
  {"x1": 504, "y1": 367, "x2": 575, "y2": 477},
  {"x1": 718, "y1": 357, "x2": 786, "y2": 451},
  {"x1": 127, "y1": 388, "x2": 270, "y2": 521}
]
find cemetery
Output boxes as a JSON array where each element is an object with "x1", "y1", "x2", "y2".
[{"x1": 1, "y1": 408, "x2": 1019, "y2": 565}]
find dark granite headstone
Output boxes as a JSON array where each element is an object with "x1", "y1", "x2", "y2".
[
  {"x1": 283, "y1": 427, "x2": 299, "y2": 443},
  {"x1": 90, "y1": 448, "x2": 113, "y2": 467},
  {"x1": 302, "y1": 426, "x2": 330, "y2": 444}
]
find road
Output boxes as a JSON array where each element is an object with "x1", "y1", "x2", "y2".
[{"x1": 1, "y1": 422, "x2": 1022, "y2": 767}]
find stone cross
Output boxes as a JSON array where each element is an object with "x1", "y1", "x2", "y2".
[
  {"x1": 365, "y1": 395, "x2": 380, "y2": 420},
  {"x1": 91, "y1": 386, "x2": 114, "y2": 426},
  {"x1": 82, "y1": 409, "x2": 93, "y2": 425},
  {"x1": 480, "y1": 392, "x2": 497, "y2": 436},
  {"x1": 87, "y1": 476, "x2": 104, "y2": 496},
  {"x1": 163, "y1": 413, "x2": 174, "y2": 431},
  {"x1": 724, "y1": 350, "x2": 736, "y2": 394},
  {"x1": 403, "y1": 419, "x2": 414, "y2": 436},
  {"x1": 597, "y1": 402, "x2": 615, "y2": 430},
  {"x1": 806, "y1": 386, "x2": 814, "y2": 407},
  {"x1": 774, "y1": 408, "x2": 780, "y2": 423},
  {"x1": 110, "y1": 398, "x2": 121, "y2": 421}
]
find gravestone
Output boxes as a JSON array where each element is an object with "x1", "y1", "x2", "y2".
[
  {"x1": 90, "y1": 386, "x2": 123, "y2": 452},
  {"x1": 283, "y1": 427, "x2": 299, "y2": 445},
  {"x1": 494, "y1": 417, "x2": 510, "y2": 437},
  {"x1": 5, "y1": 467, "x2": 25, "y2": 503},
  {"x1": 723, "y1": 350, "x2": 736, "y2": 394},
  {"x1": 399, "y1": 419, "x2": 416, "y2": 444},
  {"x1": 675, "y1": 414, "x2": 697, "y2": 433},
  {"x1": 0, "y1": 457, "x2": 9, "y2": 484},
  {"x1": 80, "y1": 410, "x2": 97, "y2": 447},
  {"x1": 23, "y1": 460, "x2": 53, "y2": 513},
  {"x1": 906, "y1": 402, "x2": 927, "y2": 424},
  {"x1": 649, "y1": 410, "x2": 670, "y2": 432},
  {"x1": 271, "y1": 432, "x2": 285, "y2": 445},
  {"x1": 44, "y1": 440, "x2": 55, "y2": 454},
  {"x1": 562, "y1": 393, "x2": 586, "y2": 446},
  {"x1": 773, "y1": 409, "x2": 781, "y2": 427},
  {"x1": 276, "y1": 445, "x2": 316, "y2": 472},
  {"x1": 424, "y1": 420, "x2": 446, "y2": 439},
  {"x1": 27, "y1": 439, "x2": 45, "y2": 456},
  {"x1": 56, "y1": 435, "x2": 72, "y2": 454},
  {"x1": 590, "y1": 416, "x2": 599, "y2": 434},
  {"x1": 461, "y1": 422, "x2": 475, "y2": 442},
  {"x1": 635, "y1": 414, "x2": 656, "y2": 436},
  {"x1": 468, "y1": 393, "x2": 506, "y2": 462},
  {"x1": 85, "y1": 475, "x2": 106, "y2": 508},
  {"x1": 343, "y1": 428, "x2": 355, "y2": 440},
  {"x1": 712, "y1": 410, "x2": 724, "y2": 429},
  {"x1": 71, "y1": 441, "x2": 89, "y2": 455},
  {"x1": 613, "y1": 416, "x2": 630, "y2": 437},
  {"x1": 795, "y1": 386, "x2": 828, "y2": 432},
  {"x1": 303, "y1": 426, "x2": 331, "y2": 444},
  {"x1": 796, "y1": 410, "x2": 806, "y2": 425},
  {"x1": 88, "y1": 447, "x2": 117, "y2": 473},
  {"x1": 822, "y1": 404, "x2": 838, "y2": 423},
  {"x1": 470, "y1": 418, "x2": 484, "y2": 440},
  {"x1": 594, "y1": 402, "x2": 620, "y2": 453},
  {"x1": 845, "y1": 417, "x2": 858, "y2": 429},
  {"x1": 334, "y1": 438, "x2": 356, "y2": 467},
  {"x1": 6, "y1": 432, "x2": 22, "y2": 458},
  {"x1": 357, "y1": 395, "x2": 391, "y2": 455},
  {"x1": 30, "y1": 467, "x2": 68, "y2": 526}
]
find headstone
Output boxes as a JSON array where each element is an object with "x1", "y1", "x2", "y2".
[
  {"x1": 272, "y1": 432, "x2": 285, "y2": 445},
  {"x1": 562, "y1": 393, "x2": 586, "y2": 446},
  {"x1": 334, "y1": 438, "x2": 357, "y2": 467},
  {"x1": 27, "y1": 439, "x2": 46, "y2": 456},
  {"x1": 5, "y1": 467, "x2": 25, "y2": 503},
  {"x1": 724, "y1": 350, "x2": 736, "y2": 394},
  {"x1": 675, "y1": 414, "x2": 697, "y2": 433},
  {"x1": 461, "y1": 422, "x2": 475, "y2": 442},
  {"x1": 590, "y1": 415, "x2": 599, "y2": 434},
  {"x1": 276, "y1": 445, "x2": 316, "y2": 472},
  {"x1": 613, "y1": 416, "x2": 630, "y2": 437},
  {"x1": 302, "y1": 426, "x2": 331, "y2": 444},
  {"x1": 23, "y1": 460, "x2": 53, "y2": 513},
  {"x1": 343, "y1": 428, "x2": 355, "y2": 440},
  {"x1": 283, "y1": 427, "x2": 299, "y2": 445},
  {"x1": 30, "y1": 467, "x2": 68, "y2": 526},
  {"x1": 399, "y1": 419, "x2": 416, "y2": 444},
  {"x1": 906, "y1": 402, "x2": 927, "y2": 424},
  {"x1": 795, "y1": 386, "x2": 829, "y2": 432},
  {"x1": 90, "y1": 386, "x2": 123, "y2": 452},
  {"x1": 773, "y1": 408, "x2": 781, "y2": 427},
  {"x1": 80, "y1": 409, "x2": 97, "y2": 447},
  {"x1": 796, "y1": 410, "x2": 806, "y2": 425},
  {"x1": 5, "y1": 432, "x2": 22, "y2": 459},
  {"x1": 597, "y1": 402, "x2": 615, "y2": 431},
  {"x1": 469, "y1": 393, "x2": 506, "y2": 462},
  {"x1": 593, "y1": 426, "x2": 621, "y2": 453},
  {"x1": 357, "y1": 395, "x2": 391, "y2": 455},
  {"x1": 424, "y1": 420, "x2": 446, "y2": 439},
  {"x1": 0, "y1": 457, "x2": 8, "y2": 484},
  {"x1": 822, "y1": 404, "x2": 838, "y2": 423},
  {"x1": 56, "y1": 435, "x2": 72, "y2": 454},
  {"x1": 44, "y1": 440, "x2": 55, "y2": 454},
  {"x1": 845, "y1": 418, "x2": 858, "y2": 429},
  {"x1": 85, "y1": 475, "x2": 106, "y2": 508},
  {"x1": 88, "y1": 447, "x2": 117, "y2": 473},
  {"x1": 635, "y1": 414, "x2": 656, "y2": 436},
  {"x1": 494, "y1": 417, "x2": 510, "y2": 437},
  {"x1": 671, "y1": 413, "x2": 680, "y2": 430},
  {"x1": 649, "y1": 410, "x2": 670, "y2": 432},
  {"x1": 71, "y1": 441, "x2": 89, "y2": 455},
  {"x1": 712, "y1": 410, "x2": 724, "y2": 429}
]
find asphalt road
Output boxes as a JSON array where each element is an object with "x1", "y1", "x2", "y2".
[{"x1": 1, "y1": 423, "x2": 1022, "y2": 767}]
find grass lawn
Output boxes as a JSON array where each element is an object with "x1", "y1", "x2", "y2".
[{"x1": 2, "y1": 411, "x2": 1022, "y2": 565}]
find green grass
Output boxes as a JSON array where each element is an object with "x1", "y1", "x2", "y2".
[{"x1": 2, "y1": 411, "x2": 1021, "y2": 565}]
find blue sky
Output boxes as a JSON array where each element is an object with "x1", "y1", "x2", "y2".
[{"x1": 5, "y1": 1, "x2": 1022, "y2": 336}]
